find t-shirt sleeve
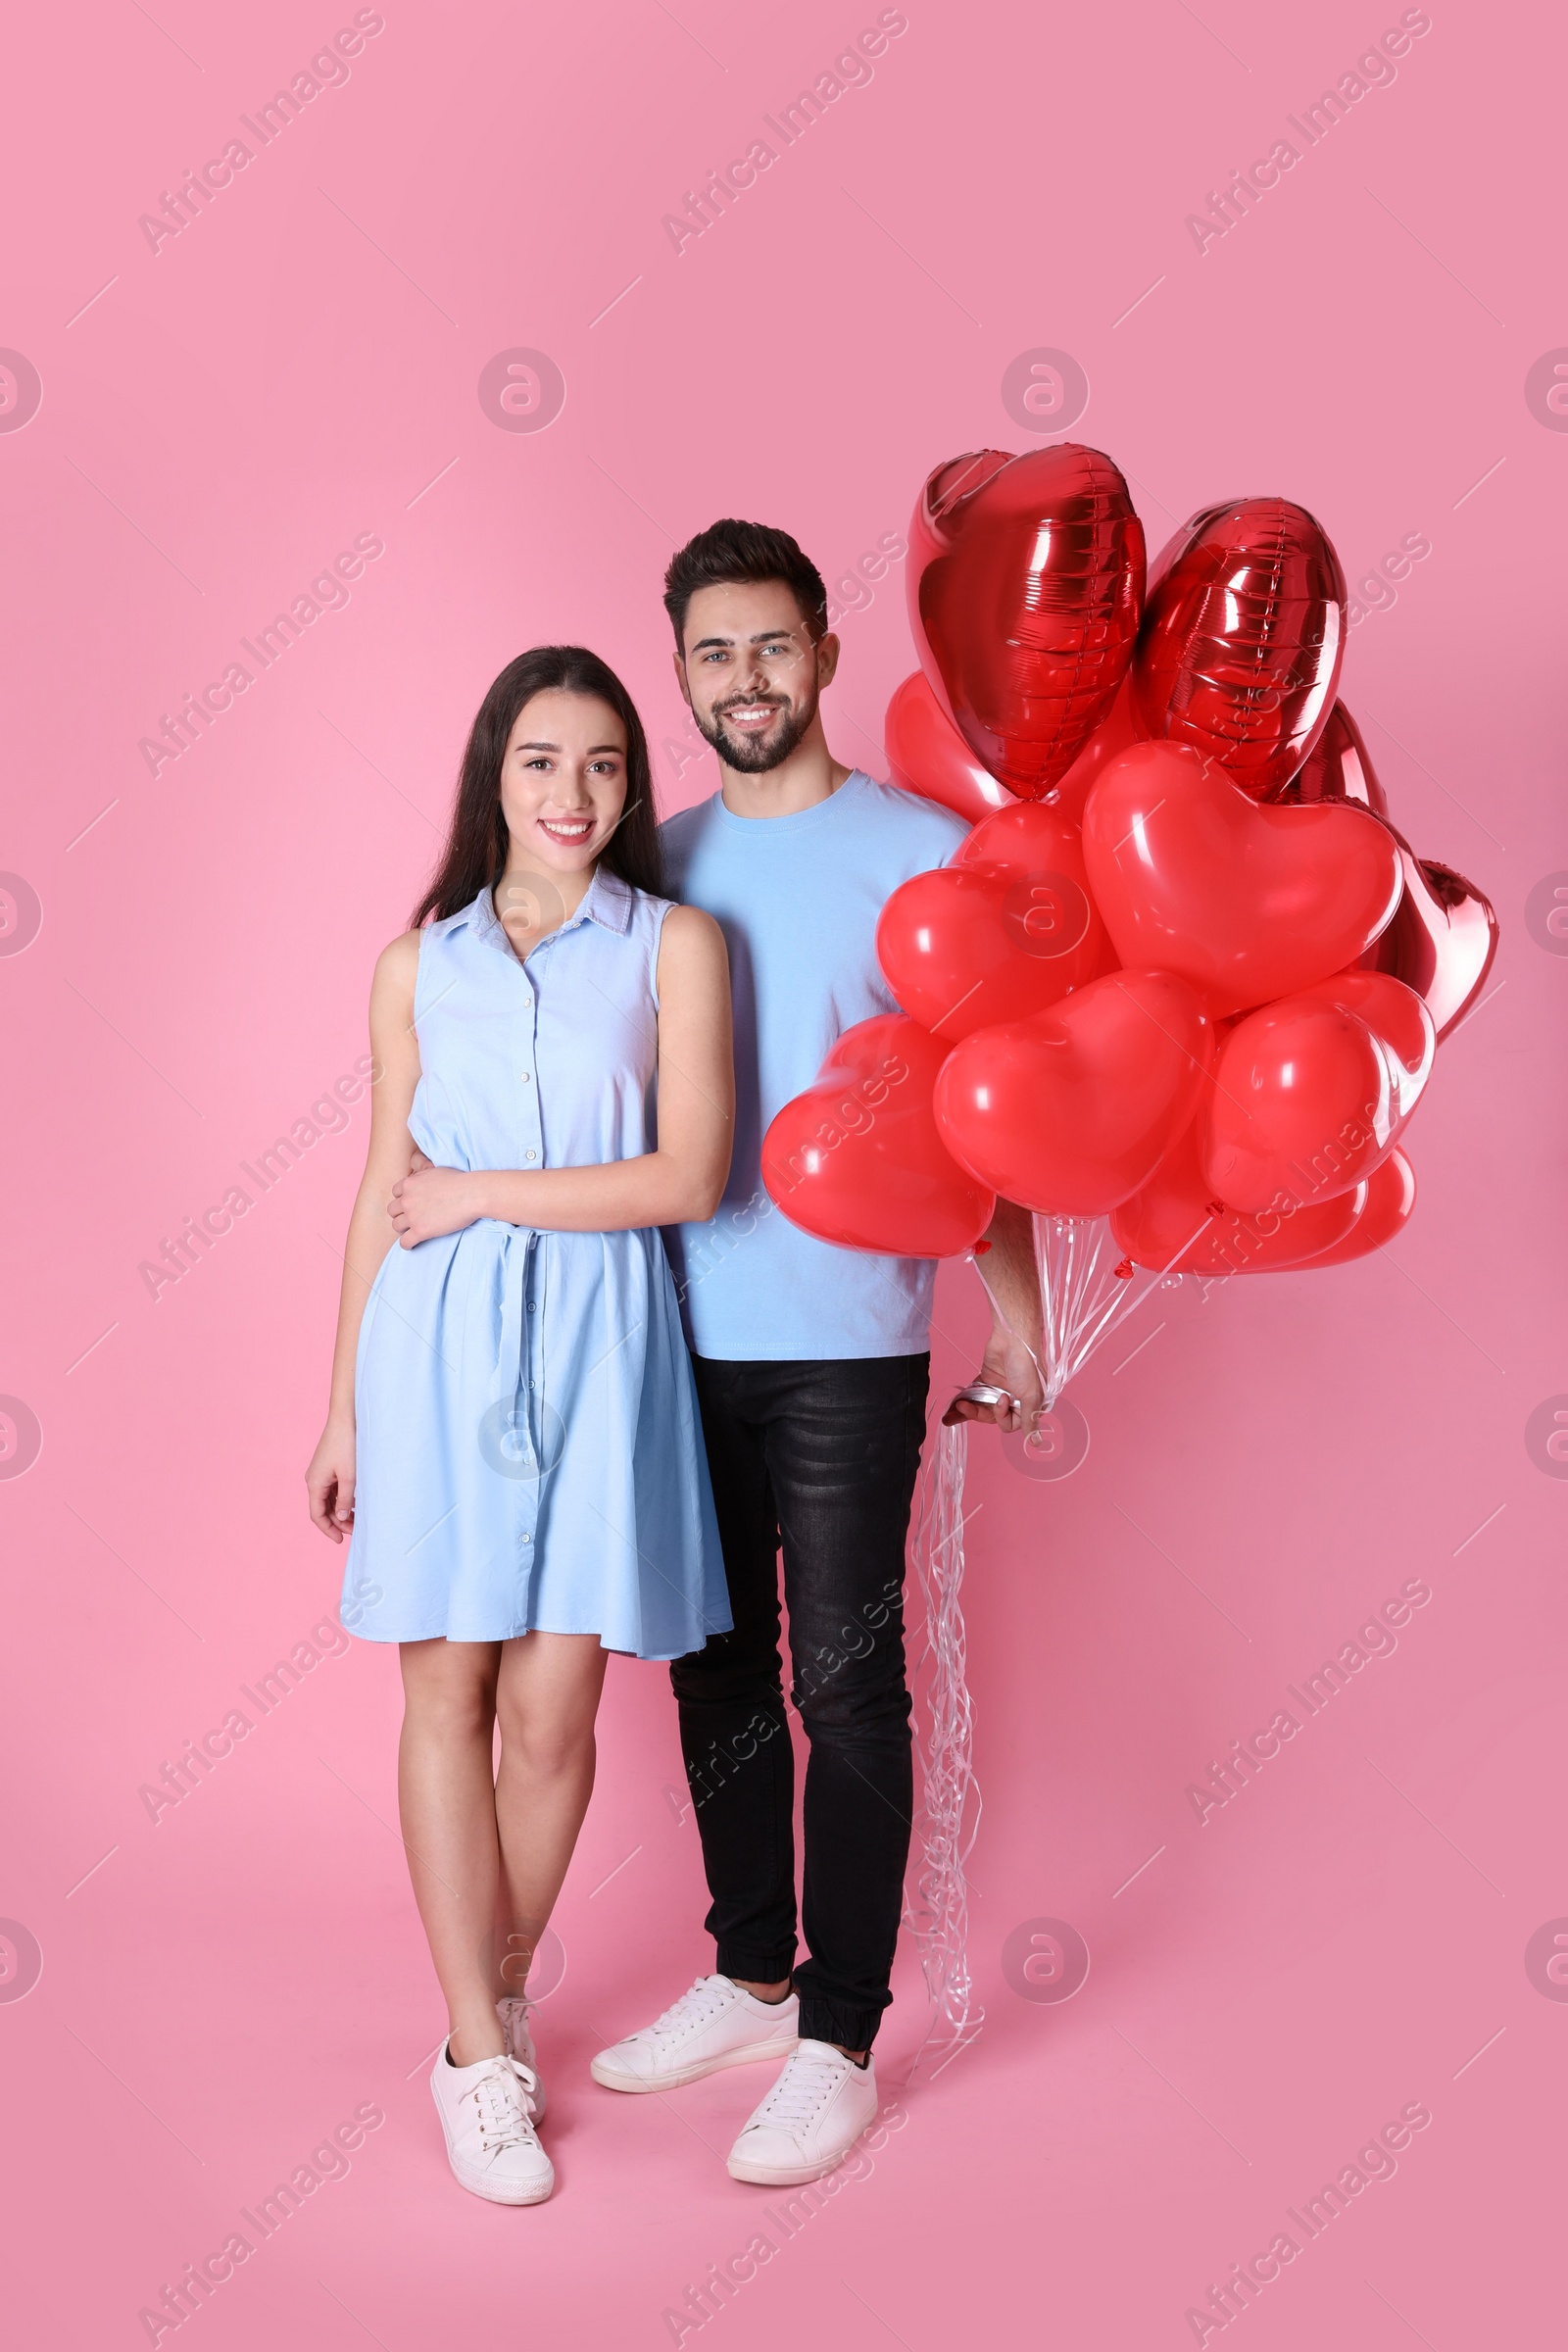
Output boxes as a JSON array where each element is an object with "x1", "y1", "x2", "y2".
[{"x1": 870, "y1": 780, "x2": 972, "y2": 878}]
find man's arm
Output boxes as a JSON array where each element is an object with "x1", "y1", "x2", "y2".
[{"x1": 943, "y1": 1198, "x2": 1045, "y2": 1433}]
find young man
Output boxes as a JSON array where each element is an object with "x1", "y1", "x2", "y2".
[{"x1": 590, "y1": 519, "x2": 1042, "y2": 2185}]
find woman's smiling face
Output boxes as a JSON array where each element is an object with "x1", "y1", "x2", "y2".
[{"x1": 498, "y1": 689, "x2": 630, "y2": 875}]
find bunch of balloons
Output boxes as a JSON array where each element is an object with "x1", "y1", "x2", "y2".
[{"x1": 761, "y1": 445, "x2": 1496, "y2": 1398}]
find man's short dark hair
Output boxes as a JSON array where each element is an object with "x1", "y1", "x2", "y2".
[{"x1": 662, "y1": 519, "x2": 828, "y2": 650}]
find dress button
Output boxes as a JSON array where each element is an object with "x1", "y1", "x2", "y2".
[
  {"x1": 520, "y1": 1071, "x2": 531, "y2": 1083},
  {"x1": 520, "y1": 1534, "x2": 531, "y2": 1546},
  {"x1": 525, "y1": 1150, "x2": 537, "y2": 1161},
  {"x1": 526, "y1": 1299, "x2": 535, "y2": 1312}
]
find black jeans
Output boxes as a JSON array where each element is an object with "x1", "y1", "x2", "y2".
[{"x1": 670, "y1": 1353, "x2": 930, "y2": 2052}]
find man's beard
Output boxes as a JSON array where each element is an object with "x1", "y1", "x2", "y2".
[{"x1": 695, "y1": 683, "x2": 818, "y2": 773}]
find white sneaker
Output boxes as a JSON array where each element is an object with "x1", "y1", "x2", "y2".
[
  {"x1": 727, "y1": 2040, "x2": 878, "y2": 2185},
  {"x1": 429, "y1": 2041, "x2": 554, "y2": 2205},
  {"x1": 496, "y1": 1995, "x2": 546, "y2": 2119},
  {"x1": 590, "y1": 1974, "x2": 799, "y2": 2093}
]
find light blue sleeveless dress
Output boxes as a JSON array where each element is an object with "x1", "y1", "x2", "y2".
[{"x1": 341, "y1": 869, "x2": 731, "y2": 1659}]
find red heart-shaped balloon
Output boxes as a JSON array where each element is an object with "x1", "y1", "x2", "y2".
[
  {"x1": 952, "y1": 793, "x2": 1101, "y2": 885},
  {"x1": 1298, "y1": 1143, "x2": 1419, "y2": 1270},
  {"x1": 1133, "y1": 498, "x2": 1346, "y2": 798},
  {"x1": 760, "y1": 1014, "x2": 993, "y2": 1257},
  {"x1": 1109, "y1": 1112, "x2": 1363, "y2": 1275},
  {"x1": 1200, "y1": 972, "x2": 1434, "y2": 1212},
  {"x1": 877, "y1": 803, "x2": 1106, "y2": 1041},
  {"x1": 1299, "y1": 1146, "x2": 1416, "y2": 1266},
  {"x1": 1277, "y1": 699, "x2": 1388, "y2": 814},
  {"x1": 961, "y1": 808, "x2": 1118, "y2": 988},
  {"x1": 1081, "y1": 742, "x2": 1402, "y2": 1017},
  {"x1": 1362, "y1": 844, "x2": 1498, "y2": 1042},
  {"x1": 1274, "y1": 703, "x2": 1497, "y2": 1036},
  {"x1": 934, "y1": 970, "x2": 1211, "y2": 1215},
  {"x1": 885, "y1": 670, "x2": 1015, "y2": 825},
  {"x1": 908, "y1": 444, "x2": 1146, "y2": 799},
  {"x1": 885, "y1": 665, "x2": 1146, "y2": 828}
]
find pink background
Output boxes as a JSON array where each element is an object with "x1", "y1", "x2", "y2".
[{"x1": 2, "y1": 0, "x2": 1564, "y2": 2343}]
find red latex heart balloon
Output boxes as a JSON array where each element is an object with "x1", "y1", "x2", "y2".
[
  {"x1": 1299, "y1": 1146, "x2": 1416, "y2": 1266},
  {"x1": 952, "y1": 793, "x2": 1101, "y2": 882},
  {"x1": 760, "y1": 1014, "x2": 993, "y2": 1257},
  {"x1": 1362, "y1": 844, "x2": 1498, "y2": 1042},
  {"x1": 908, "y1": 444, "x2": 1146, "y2": 799},
  {"x1": 1277, "y1": 699, "x2": 1388, "y2": 815},
  {"x1": 1275, "y1": 702, "x2": 1497, "y2": 1036},
  {"x1": 954, "y1": 798, "x2": 1118, "y2": 985},
  {"x1": 885, "y1": 670, "x2": 1015, "y2": 825},
  {"x1": 1109, "y1": 1112, "x2": 1362, "y2": 1275},
  {"x1": 1200, "y1": 972, "x2": 1434, "y2": 1212},
  {"x1": 1134, "y1": 499, "x2": 1346, "y2": 798},
  {"x1": 1081, "y1": 742, "x2": 1402, "y2": 1017},
  {"x1": 878, "y1": 803, "x2": 1105, "y2": 1041},
  {"x1": 934, "y1": 970, "x2": 1211, "y2": 1215}
]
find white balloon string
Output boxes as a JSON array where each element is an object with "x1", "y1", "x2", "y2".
[
  {"x1": 970, "y1": 1212, "x2": 1217, "y2": 1409},
  {"x1": 906, "y1": 1414, "x2": 983, "y2": 2073},
  {"x1": 904, "y1": 1211, "x2": 1214, "y2": 2072},
  {"x1": 1055, "y1": 1213, "x2": 1214, "y2": 1388}
]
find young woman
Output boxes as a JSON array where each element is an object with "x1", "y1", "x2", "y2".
[{"x1": 306, "y1": 646, "x2": 734, "y2": 2207}]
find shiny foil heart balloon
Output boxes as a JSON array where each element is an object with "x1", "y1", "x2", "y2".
[
  {"x1": 760, "y1": 1014, "x2": 994, "y2": 1257},
  {"x1": 1278, "y1": 699, "x2": 1388, "y2": 815},
  {"x1": 885, "y1": 670, "x2": 1015, "y2": 826},
  {"x1": 908, "y1": 444, "x2": 1146, "y2": 799},
  {"x1": 878, "y1": 802, "x2": 1105, "y2": 1040},
  {"x1": 1275, "y1": 702, "x2": 1497, "y2": 1036},
  {"x1": 1081, "y1": 743, "x2": 1402, "y2": 1017},
  {"x1": 1299, "y1": 1146, "x2": 1416, "y2": 1266},
  {"x1": 1109, "y1": 1112, "x2": 1363, "y2": 1275},
  {"x1": 1200, "y1": 972, "x2": 1434, "y2": 1212},
  {"x1": 934, "y1": 970, "x2": 1211, "y2": 1216},
  {"x1": 1362, "y1": 844, "x2": 1498, "y2": 1041},
  {"x1": 1134, "y1": 499, "x2": 1346, "y2": 798}
]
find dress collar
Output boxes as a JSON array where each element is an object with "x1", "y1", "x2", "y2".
[{"x1": 450, "y1": 862, "x2": 637, "y2": 956}]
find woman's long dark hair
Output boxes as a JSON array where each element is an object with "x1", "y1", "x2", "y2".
[{"x1": 412, "y1": 645, "x2": 664, "y2": 927}]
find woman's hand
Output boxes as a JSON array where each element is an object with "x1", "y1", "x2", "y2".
[
  {"x1": 307, "y1": 1417, "x2": 357, "y2": 1541},
  {"x1": 389, "y1": 1159, "x2": 487, "y2": 1248}
]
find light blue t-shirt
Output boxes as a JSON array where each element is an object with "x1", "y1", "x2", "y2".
[{"x1": 661, "y1": 769, "x2": 968, "y2": 1360}]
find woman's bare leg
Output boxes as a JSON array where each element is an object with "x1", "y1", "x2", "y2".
[
  {"x1": 398, "y1": 1639, "x2": 506, "y2": 2065},
  {"x1": 491, "y1": 1633, "x2": 610, "y2": 1992}
]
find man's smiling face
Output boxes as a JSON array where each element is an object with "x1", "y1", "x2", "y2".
[{"x1": 675, "y1": 580, "x2": 840, "y2": 773}]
